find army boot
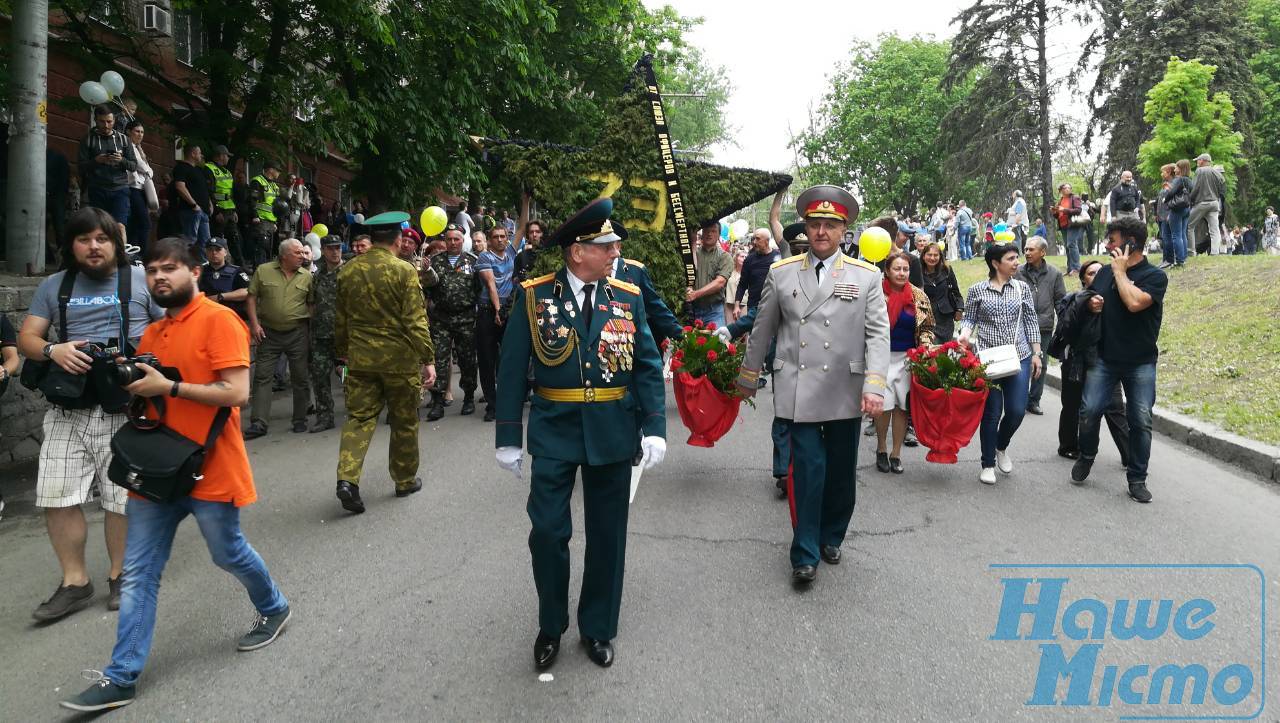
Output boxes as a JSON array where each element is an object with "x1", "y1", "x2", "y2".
[
  {"x1": 426, "y1": 392, "x2": 446, "y2": 421},
  {"x1": 460, "y1": 394, "x2": 476, "y2": 416}
]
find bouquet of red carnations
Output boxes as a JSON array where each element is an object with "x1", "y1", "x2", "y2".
[
  {"x1": 905, "y1": 341, "x2": 990, "y2": 464},
  {"x1": 670, "y1": 319, "x2": 749, "y2": 447}
]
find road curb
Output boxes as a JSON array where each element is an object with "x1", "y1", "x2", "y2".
[{"x1": 1045, "y1": 366, "x2": 1280, "y2": 484}]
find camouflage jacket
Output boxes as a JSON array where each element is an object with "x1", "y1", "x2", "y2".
[
  {"x1": 424, "y1": 251, "x2": 481, "y2": 320},
  {"x1": 308, "y1": 259, "x2": 342, "y2": 339},
  {"x1": 335, "y1": 246, "x2": 434, "y2": 372}
]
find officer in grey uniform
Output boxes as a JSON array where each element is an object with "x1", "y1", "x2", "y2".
[{"x1": 736, "y1": 185, "x2": 890, "y2": 586}]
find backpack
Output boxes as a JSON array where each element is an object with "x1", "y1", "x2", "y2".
[{"x1": 1113, "y1": 184, "x2": 1140, "y2": 213}]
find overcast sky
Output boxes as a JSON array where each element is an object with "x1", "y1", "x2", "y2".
[{"x1": 649, "y1": 0, "x2": 1091, "y2": 173}]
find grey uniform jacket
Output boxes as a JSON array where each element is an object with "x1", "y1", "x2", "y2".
[{"x1": 743, "y1": 252, "x2": 891, "y2": 423}]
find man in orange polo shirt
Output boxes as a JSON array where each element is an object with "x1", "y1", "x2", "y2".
[{"x1": 60, "y1": 237, "x2": 290, "y2": 713}]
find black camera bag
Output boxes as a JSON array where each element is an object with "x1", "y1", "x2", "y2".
[{"x1": 108, "y1": 396, "x2": 231, "y2": 503}]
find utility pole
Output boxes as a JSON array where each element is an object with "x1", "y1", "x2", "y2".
[{"x1": 6, "y1": 0, "x2": 49, "y2": 274}]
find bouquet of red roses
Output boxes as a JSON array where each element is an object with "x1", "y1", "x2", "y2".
[
  {"x1": 905, "y1": 341, "x2": 990, "y2": 463},
  {"x1": 670, "y1": 319, "x2": 749, "y2": 447}
]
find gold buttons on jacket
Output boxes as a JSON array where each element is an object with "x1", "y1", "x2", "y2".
[
  {"x1": 822, "y1": 364, "x2": 829, "y2": 372},
  {"x1": 800, "y1": 319, "x2": 807, "y2": 325},
  {"x1": 824, "y1": 319, "x2": 831, "y2": 327},
  {"x1": 800, "y1": 341, "x2": 807, "y2": 348},
  {"x1": 800, "y1": 364, "x2": 806, "y2": 370},
  {"x1": 585, "y1": 380, "x2": 593, "y2": 387},
  {"x1": 823, "y1": 342, "x2": 831, "y2": 349},
  {"x1": 585, "y1": 362, "x2": 592, "y2": 369}
]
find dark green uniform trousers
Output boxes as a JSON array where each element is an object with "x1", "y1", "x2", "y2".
[
  {"x1": 337, "y1": 371, "x2": 422, "y2": 489},
  {"x1": 528, "y1": 456, "x2": 631, "y2": 642},
  {"x1": 782, "y1": 417, "x2": 860, "y2": 568}
]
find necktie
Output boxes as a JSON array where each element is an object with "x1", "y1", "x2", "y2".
[
  {"x1": 814, "y1": 260, "x2": 825, "y2": 283},
  {"x1": 581, "y1": 284, "x2": 594, "y2": 330}
]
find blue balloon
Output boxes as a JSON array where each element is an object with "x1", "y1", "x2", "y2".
[
  {"x1": 401, "y1": 221, "x2": 411, "y2": 230},
  {"x1": 346, "y1": 213, "x2": 356, "y2": 225},
  {"x1": 994, "y1": 222, "x2": 1008, "y2": 233},
  {"x1": 720, "y1": 221, "x2": 729, "y2": 240}
]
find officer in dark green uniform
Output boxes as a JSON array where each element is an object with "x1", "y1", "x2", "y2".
[
  {"x1": 334, "y1": 211, "x2": 435, "y2": 513},
  {"x1": 423, "y1": 224, "x2": 480, "y2": 420},
  {"x1": 495, "y1": 199, "x2": 666, "y2": 671},
  {"x1": 308, "y1": 234, "x2": 344, "y2": 432}
]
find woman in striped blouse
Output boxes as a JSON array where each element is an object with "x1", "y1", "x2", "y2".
[{"x1": 958, "y1": 243, "x2": 1043, "y2": 485}]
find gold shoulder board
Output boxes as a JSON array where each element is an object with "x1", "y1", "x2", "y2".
[
  {"x1": 606, "y1": 277, "x2": 641, "y2": 295},
  {"x1": 771, "y1": 254, "x2": 805, "y2": 270},
  {"x1": 843, "y1": 255, "x2": 879, "y2": 272},
  {"x1": 521, "y1": 272, "x2": 556, "y2": 290},
  {"x1": 623, "y1": 258, "x2": 646, "y2": 269}
]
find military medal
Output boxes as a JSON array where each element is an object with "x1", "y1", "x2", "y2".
[{"x1": 834, "y1": 282, "x2": 859, "y2": 301}]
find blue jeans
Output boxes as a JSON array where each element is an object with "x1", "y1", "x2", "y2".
[
  {"x1": 88, "y1": 186, "x2": 131, "y2": 227},
  {"x1": 103, "y1": 496, "x2": 287, "y2": 686},
  {"x1": 1159, "y1": 219, "x2": 1174, "y2": 265},
  {"x1": 180, "y1": 207, "x2": 211, "y2": 248},
  {"x1": 979, "y1": 356, "x2": 1032, "y2": 468},
  {"x1": 1078, "y1": 358, "x2": 1157, "y2": 483},
  {"x1": 958, "y1": 226, "x2": 974, "y2": 260},
  {"x1": 1026, "y1": 349, "x2": 1048, "y2": 406},
  {"x1": 1062, "y1": 226, "x2": 1084, "y2": 273},
  {"x1": 1167, "y1": 206, "x2": 1189, "y2": 264},
  {"x1": 693, "y1": 304, "x2": 726, "y2": 328}
]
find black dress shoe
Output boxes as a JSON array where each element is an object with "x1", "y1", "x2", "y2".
[
  {"x1": 875, "y1": 451, "x2": 891, "y2": 473},
  {"x1": 792, "y1": 565, "x2": 817, "y2": 584},
  {"x1": 1071, "y1": 457, "x2": 1094, "y2": 483},
  {"x1": 291, "y1": 421, "x2": 308, "y2": 433},
  {"x1": 483, "y1": 406, "x2": 496, "y2": 422},
  {"x1": 442, "y1": 397, "x2": 454, "y2": 407},
  {"x1": 395, "y1": 477, "x2": 423, "y2": 497},
  {"x1": 244, "y1": 422, "x2": 268, "y2": 440},
  {"x1": 581, "y1": 637, "x2": 614, "y2": 668},
  {"x1": 1026, "y1": 403, "x2": 1044, "y2": 415},
  {"x1": 460, "y1": 397, "x2": 475, "y2": 416},
  {"x1": 774, "y1": 475, "x2": 788, "y2": 499},
  {"x1": 425, "y1": 401, "x2": 445, "y2": 421},
  {"x1": 1057, "y1": 447, "x2": 1081, "y2": 460},
  {"x1": 534, "y1": 631, "x2": 560, "y2": 669},
  {"x1": 820, "y1": 545, "x2": 841, "y2": 565},
  {"x1": 336, "y1": 481, "x2": 365, "y2": 513},
  {"x1": 889, "y1": 457, "x2": 904, "y2": 474}
]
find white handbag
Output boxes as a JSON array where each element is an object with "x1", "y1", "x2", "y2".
[{"x1": 977, "y1": 284, "x2": 1025, "y2": 379}]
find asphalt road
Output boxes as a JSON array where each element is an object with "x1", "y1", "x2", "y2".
[{"x1": 1, "y1": 379, "x2": 1277, "y2": 721}]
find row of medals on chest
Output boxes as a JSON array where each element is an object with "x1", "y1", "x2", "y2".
[{"x1": 536, "y1": 299, "x2": 636, "y2": 383}]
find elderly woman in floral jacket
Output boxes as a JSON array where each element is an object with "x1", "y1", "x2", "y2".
[{"x1": 874, "y1": 251, "x2": 936, "y2": 474}]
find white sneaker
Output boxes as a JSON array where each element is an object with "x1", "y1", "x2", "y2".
[
  {"x1": 996, "y1": 449, "x2": 1013, "y2": 474},
  {"x1": 979, "y1": 467, "x2": 997, "y2": 485}
]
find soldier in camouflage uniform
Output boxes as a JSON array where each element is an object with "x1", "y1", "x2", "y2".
[
  {"x1": 423, "y1": 224, "x2": 480, "y2": 420},
  {"x1": 334, "y1": 212, "x2": 435, "y2": 514},
  {"x1": 307, "y1": 236, "x2": 344, "y2": 432}
]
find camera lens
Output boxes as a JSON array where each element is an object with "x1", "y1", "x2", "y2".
[{"x1": 109, "y1": 361, "x2": 144, "y2": 387}]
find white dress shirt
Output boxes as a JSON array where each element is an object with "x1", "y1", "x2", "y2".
[
  {"x1": 808, "y1": 251, "x2": 838, "y2": 288},
  {"x1": 564, "y1": 268, "x2": 598, "y2": 315}
]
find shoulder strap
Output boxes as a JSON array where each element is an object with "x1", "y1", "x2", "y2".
[
  {"x1": 118, "y1": 265, "x2": 132, "y2": 350},
  {"x1": 56, "y1": 269, "x2": 78, "y2": 343},
  {"x1": 151, "y1": 396, "x2": 233, "y2": 450}
]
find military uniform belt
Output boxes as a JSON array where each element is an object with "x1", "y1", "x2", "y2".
[{"x1": 535, "y1": 386, "x2": 626, "y2": 403}]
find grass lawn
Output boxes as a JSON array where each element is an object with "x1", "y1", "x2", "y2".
[{"x1": 948, "y1": 254, "x2": 1280, "y2": 446}]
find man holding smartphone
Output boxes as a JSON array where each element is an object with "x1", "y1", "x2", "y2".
[
  {"x1": 1070, "y1": 216, "x2": 1168, "y2": 503},
  {"x1": 77, "y1": 105, "x2": 138, "y2": 242}
]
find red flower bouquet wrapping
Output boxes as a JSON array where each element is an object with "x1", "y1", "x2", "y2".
[
  {"x1": 671, "y1": 320, "x2": 749, "y2": 447},
  {"x1": 905, "y1": 341, "x2": 990, "y2": 464}
]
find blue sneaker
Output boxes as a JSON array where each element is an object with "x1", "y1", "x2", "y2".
[{"x1": 59, "y1": 671, "x2": 135, "y2": 712}]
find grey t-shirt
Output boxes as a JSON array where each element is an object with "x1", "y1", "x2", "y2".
[{"x1": 29, "y1": 266, "x2": 163, "y2": 344}]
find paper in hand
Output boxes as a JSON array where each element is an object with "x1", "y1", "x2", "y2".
[{"x1": 629, "y1": 464, "x2": 643, "y2": 504}]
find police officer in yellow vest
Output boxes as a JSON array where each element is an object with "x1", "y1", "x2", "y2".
[
  {"x1": 495, "y1": 199, "x2": 667, "y2": 671},
  {"x1": 249, "y1": 161, "x2": 282, "y2": 267},
  {"x1": 206, "y1": 145, "x2": 243, "y2": 265}
]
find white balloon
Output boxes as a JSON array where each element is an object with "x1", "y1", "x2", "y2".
[
  {"x1": 305, "y1": 232, "x2": 321, "y2": 247},
  {"x1": 731, "y1": 219, "x2": 750, "y2": 238},
  {"x1": 78, "y1": 81, "x2": 110, "y2": 106},
  {"x1": 100, "y1": 70, "x2": 126, "y2": 98},
  {"x1": 354, "y1": 213, "x2": 366, "y2": 224}
]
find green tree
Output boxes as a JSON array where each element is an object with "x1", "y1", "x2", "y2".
[
  {"x1": 797, "y1": 35, "x2": 971, "y2": 216},
  {"x1": 1080, "y1": 0, "x2": 1258, "y2": 198},
  {"x1": 1247, "y1": 0, "x2": 1280, "y2": 216},
  {"x1": 658, "y1": 47, "x2": 735, "y2": 154},
  {"x1": 1137, "y1": 58, "x2": 1243, "y2": 200}
]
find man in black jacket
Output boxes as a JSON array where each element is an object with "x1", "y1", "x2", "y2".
[{"x1": 77, "y1": 106, "x2": 138, "y2": 241}]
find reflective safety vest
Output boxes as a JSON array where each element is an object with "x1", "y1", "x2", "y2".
[
  {"x1": 206, "y1": 163, "x2": 235, "y2": 210},
  {"x1": 252, "y1": 175, "x2": 279, "y2": 222}
]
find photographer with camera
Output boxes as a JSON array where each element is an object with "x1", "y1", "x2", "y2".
[
  {"x1": 59, "y1": 236, "x2": 291, "y2": 713},
  {"x1": 17, "y1": 208, "x2": 164, "y2": 621},
  {"x1": 1069, "y1": 217, "x2": 1168, "y2": 503}
]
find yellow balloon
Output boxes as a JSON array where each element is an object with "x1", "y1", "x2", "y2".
[
  {"x1": 937, "y1": 241, "x2": 946, "y2": 252},
  {"x1": 420, "y1": 206, "x2": 448, "y2": 236},
  {"x1": 859, "y1": 226, "x2": 893, "y2": 263},
  {"x1": 311, "y1": 223, "x2": 329, "y2": 239},
  {"x1": 995, "y1": 230, "x2": 1015, "y2": 243}
]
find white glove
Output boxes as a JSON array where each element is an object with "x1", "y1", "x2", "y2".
[
  {"x1": 496, "y1": 447, "x2": 524, "y2": 479},
  {"x1": 640, "y1": 436, "x2": 666, "y2": 471},
  {"x1": 714, "y1": 326, "x2": 732, "y2": 344}
]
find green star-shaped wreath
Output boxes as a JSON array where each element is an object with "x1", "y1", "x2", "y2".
[{"x1": 480, "y1": 57, "x2": 792, "y2": 310}]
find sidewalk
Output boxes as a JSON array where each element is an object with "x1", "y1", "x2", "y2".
[{"x1": 1044, "y1": 366, "x2": 1280, "y2": 483}]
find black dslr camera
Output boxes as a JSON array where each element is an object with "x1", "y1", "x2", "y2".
[{"x1": 107, "y1": 353, "x2": 183, "y2": 387}]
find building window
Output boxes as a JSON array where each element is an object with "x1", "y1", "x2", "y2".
[{"x1": 173, "y1": 10, "x2": 206, "y2": 67}]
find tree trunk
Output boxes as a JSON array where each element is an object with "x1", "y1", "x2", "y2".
[{"x1": 1035, "y1": 0, "x2": 1057, "y2": 247}]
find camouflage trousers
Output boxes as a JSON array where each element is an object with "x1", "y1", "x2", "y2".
[
  {"x1": 337, "y1": 370, "x2": 422, "y2": 490},
  {"x1": 430, "y1": 315, "x2": 477, "y2": 396},
  {"x1": 309, "y1": 336, "x2": 337, "y2": 426}
]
